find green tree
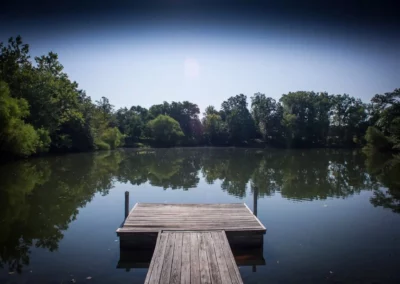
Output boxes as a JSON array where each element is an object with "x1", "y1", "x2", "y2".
[
  {"x1": 364, "y1": 88, "x2": 400, "y2": 152},
  {"x1": 0, "y1": 81, "x2": 49, "y2": 156},
  {"x1": 329, "y1": 94, "x2": 368, "y2": 147},
  {"x1": 251, "y1": 93, "x2": 285, "y2": 146},
  {"x1": 101, "y1": 127, "x2": 124, "y2": 149},
  {"x1": 116, "y1": 106, "x2": 151, "y2": 146},
  {"x1": 0, "y1": 37, "x2": 95, "y2": 154},
  {"x1": 280, "y1": 91, "x2": 332, "y2": 147},
  {"x1": 149, "y1": 101, "x2": 202, "y2": 145},
  {"x1": 202, "y1": 112, "x2": 229, "y2": 145},
  {"x1": 221, "y1": 94, "x2": 256, "y2": 145},
  {"x1": 146, "y1": 115, "x2": 184, "y2": 147}
]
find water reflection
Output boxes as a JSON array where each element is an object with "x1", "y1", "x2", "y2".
[
  {"x1": 366, "y1": 153, "x2": 400, "y2": 213},
  {"x1": 0, "y1": 148, "x2": 399, "y2": 274},
  {"x1": 0, "y1": 151, "x2": 122, "y2": 273}
]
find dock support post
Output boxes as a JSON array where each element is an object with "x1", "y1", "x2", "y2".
[
  {"x1": 125, "y1": 191, "x2": 129, "y2": 219},
  {"x1": 253, "y1": 186, "x2": 258, "y2": 216}
]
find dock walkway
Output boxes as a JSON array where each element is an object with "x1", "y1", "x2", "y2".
[{"x1": 145, "y1": 230, "x2": 243, "y2": 284}]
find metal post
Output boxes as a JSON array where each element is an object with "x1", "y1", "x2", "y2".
[
  {"x1": 252, "y1": 265, "x2": 256, "y2": 272},
  {"x1": 125, "y1": 191, "x2": 129, "y2": 219}
]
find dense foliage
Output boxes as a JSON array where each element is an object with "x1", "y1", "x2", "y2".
[
  {"x1": 363, "y1": 89, "x2": 400, "y2": 153},
  {"x1": 0, "y1": 37, "x2": 123, "y2": 157},
  {"x1": 0, "y1": 36, "x2": 398, "y2": 158}
]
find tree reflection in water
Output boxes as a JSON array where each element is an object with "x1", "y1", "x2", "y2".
[{"x1": 0, "y1": 148, "x2": 399, "y2": 273}]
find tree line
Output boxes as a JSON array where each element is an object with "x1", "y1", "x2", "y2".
[{"x1": 1, "y1": 36, "x2": 399, "y2": 158}]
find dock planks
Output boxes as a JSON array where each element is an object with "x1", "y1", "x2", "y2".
[
  {"x1": 117, "y1": 203, "x2": 266, "y2": 233},
  {"x1": 144, "y1": 231, "x2": 243, "y2": 284}
]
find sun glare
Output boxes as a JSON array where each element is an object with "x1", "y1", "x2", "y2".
[{"x1": 184, "y1": 57, "x2": 200, "y2": 79}]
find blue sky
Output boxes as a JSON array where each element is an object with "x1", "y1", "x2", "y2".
[{"x1": 2, "y1": 14, "x2": 400, "y2": 113}]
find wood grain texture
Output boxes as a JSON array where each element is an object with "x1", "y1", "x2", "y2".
[
  {"x1": 180, "y1": 233, "x2": 191, "y2": 284},
  {"x1": 204, "y1": 233, "x2": 222, "y2": 284},
  {"x1": 145, "y1": 231, "x2": 243, "y2": 284},
  {"x1": 190, "y1": 233, "x2": 200, "y2": 284},
  {"x1": 170, "y1": 233, "x2": 183, "y2": 284},
  {"x1": 199, "y1": 233, "x2": 211, "y2": 284},
  {"x1": 160, "y1": 233, "x2": 176, "y2": 284},
  {"x1": 210, "y1": 232, "x2": 232, "y2": 284},
  {"x1": 118, "y1": 203, "x2": 266, "y2": 235},
  {"x1": 145, "y1": 231, "x2": 168, "y2": 284},
  {"x1": 218, "y1": 232, "x2": 243, "y2": 284}
]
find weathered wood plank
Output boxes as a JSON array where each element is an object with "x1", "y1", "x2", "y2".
[
  {"x1": 218, "y1": 232, "x2": 243, "y2": 284},
  {"x1": 143, "y1": 231, "x2": 161, "y2": 284},
  {"x1": 137, "y1": 203, "x2": 245, "y2": 207},
  {"x1": 145, "y1": 231, "x2": 168, "y2": 284},
  {"x1": 118, "y1": 227, "x2": 264, "y2": 233},
  {"x1": 204, "y1": 232, "x2": 222, "y2": 284},
  {"x1": 159, "y1": 233, "x2": 176, "y2": 284},
  {"x1": 170, "y1": 233, "x2": 183, "y2": 284},
  {"x1": 180, "y1": 233, "x2": 191, "y2": 284},
  {"x1": 211, "y1": 231, "x2": 232, "y2": 284},
  {"x1": 127, "y1": 218, "x2": 255, "y2": 221},
  {"x1": 199, "y1": 233, "x2": 211, "y2": 284},
  {"x1": 190, "y1": 233, "x2": 200, "y2": 284}
]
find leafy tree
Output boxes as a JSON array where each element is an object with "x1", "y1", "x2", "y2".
[
  {"x1": 146, "y1": 115, "x2": 184, "y2": 147},
  {"x1": 202, "y1": 105, "x2": 229, "y2": 146},
  {"x1": 329, "y1": 94, "x2": 368, "y2": 147},
  {"x1": 364, "y1": 88, "x2": 400, "y2": 152},
  {"x1": 96, "y1": 97, "x2": 114, "y2": 120},
  {"x1": 149, "y1": 101, "x2": 202, "y2": 145},
  {"x1": 221, "y1": 94, "x2": 256, "y2": 145},
  {"x1": 0, "y1": 37, "x2": 96, "y2": 154},
  {"x1": 251, "y1": 93, "x2": 285, "y2": 146},
  {"x1": 116, "y1": 105, "x2": 152, "y2": 147},
  {"x1": 101, "y1": 127, "x2": 124, "y2": 149},
  {"x1": 0, "y1": 81, "x2": 49, "y2": 156},
  {"x1": 0, "y1": 36, "x2": 32, "y2": 92},
  {"x1": 280, "y1": 91, "x2": 332, "y2": 147}
]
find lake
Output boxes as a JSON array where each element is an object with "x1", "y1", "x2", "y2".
[{"x1": 1, "y1": 148, "x2": 399, "y2": 284}]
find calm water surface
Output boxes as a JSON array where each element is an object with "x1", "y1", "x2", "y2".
[{"x1": 0, "y1": 148, "x2": 399, "y2": 284}]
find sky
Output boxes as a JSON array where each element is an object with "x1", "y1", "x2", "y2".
[{"x1": 1, "y1": 0, "x2": 400, "y2": 112}]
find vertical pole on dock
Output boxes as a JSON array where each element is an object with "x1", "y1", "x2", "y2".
[
  {"x1": 253, "y1": 186, "x2": 258, "y2": 216},
  {"x1": 252, "y1": 265, "x2": 257, "y2": 272},
  {"x1": 125, "y1": 191, "x2": 129, "y2": 219}
]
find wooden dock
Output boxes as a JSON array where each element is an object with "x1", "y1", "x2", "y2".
[
  {"x1": 116, "y1": 203, "x2": 266, "y2": 283},
  {"x1": 145, "y1": 230, "x2": 243, "y2": 284},
  {"x1": 117, "y1": 203, "x2": 266, "y2": 248}
]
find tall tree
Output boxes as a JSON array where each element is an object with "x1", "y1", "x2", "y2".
[
  {"x1": 251, "y1": 93, "x2": 285, "y2": 146},
  {"x1": 280, "y1": 91, "x2": 332, "y2": 147},
  {"x1": 0, "y1": 81, "x2": 49, "y2": 156},
  {"x1": 329, "y1": 94, "x2": 368, "y2": 147},
  {"x1": 221, "y1": 94, "x2": 256, "y2": 145},
  {"x1": 364, "y1": 88, "x2": 400, "y2": 152}
]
